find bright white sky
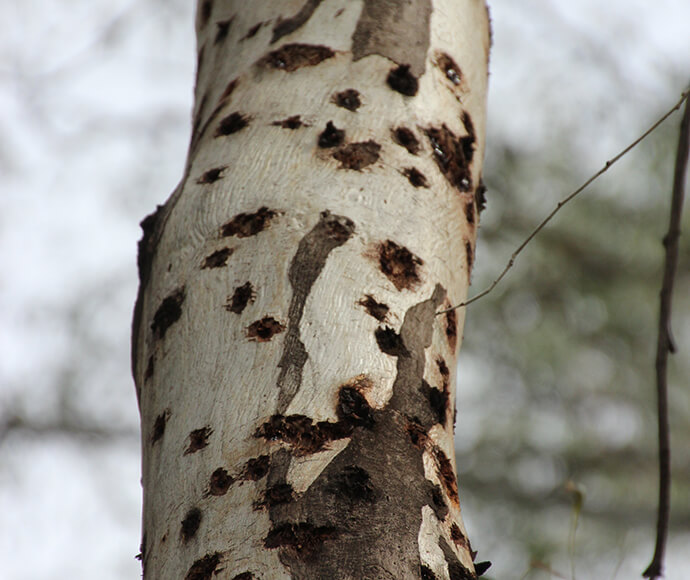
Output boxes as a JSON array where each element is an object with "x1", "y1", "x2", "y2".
[{"x1": 0, "y1": 1, "x2": 688, "y2": 578}]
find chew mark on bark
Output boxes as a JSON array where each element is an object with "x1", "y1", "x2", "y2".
[
  {"x1": 184, "y1": 426, "x2": 213, "y2": 455},
  {"x1": 145, "y1": 355, "x2": 154, "y2": 381},
  {"x1": 258, "y1": 44, "x2": 335, "y2": 72},
  {"x1": 184, "y1": 552, "x2": 222, "y2": 580},
  {"x1": 151, "y1": 287, "x2": 186, "y2": 340},
  {"x1": 255, "y1": 413, "x2": 353, "y2": 456},
  {"x1": 439, "y1": 536, "x2": 475, "y2": 580},
  {"x1": 214, "y1": 18, "x2": 233, "y2": 45},
  {"x1": 433, "y1": 447, "x2": 459, "y2": 504},
  {"x1": 317, "y1": 121, "x2": 345, "y2": 148},
  {"x1": 337, "y1": 385, "x2": 374, "y2": 427},
  {"x1": 376, "y1": 239, "x2": 423, "y2": 291},
  {"x1": 263, "y1": 522, "x2": 339, "y2": 557},
  {"x1": 327, "y1": 465, "x2": 376, "y2": 502},
  {"x1": 275, "y1": 211, "x2": 355, "y2": 413},
  {"x1": 332, "y1": 89, "x2": 361, "y2": 111},
  {"x1": 403, "y1": 167, "x2": 429, "y2": 188},
  {"x1": 272, "y1": 0, "x2": 323, "y2": 44},
  {"x1": 387, "y1": 64, "x2": 418, "y2": 96},
  {"x1": 221, "y1": 207, "x2": 278, "y2": 238},
  {"x1": 444, "y1": 307, "x2": 458, "y2": 351},
  {"x1": 225, "y1": 282, "x2": 254, "y2": 314},
  {"x1": 375, "y1": 326, "x2": 409, "y2": 357},
  {"x1": 215, "y1": 111, "x2": 250, "y2": 137},
  {"x1": 208, "y1": 468, "x2": 234, "y2": 496},
  {"x1": 435, "y1": 51, "x2": 462, "y2": 86},
  {"x1": 450, "y1": 523, "x2": 469, "y2": 551},
  {"x1": 197, "y1": 166, "x2": 227, "y2": 184},
  {"x1": 475, "y1": 177, "x2": 487, "y2": 212},
  {"x1": 201, "y1": 247, "x2": 233, "y2": 269},
  {"x1": 181, "y1": 507, "x2": 202, "y2": 542},
  {"x1": 253, "y1": 483, "x2": 294, "y2": 509},
  {"x1": 231, "y1": 573, "x2": 254, "y2": 580},
  {"x1": 242, "y1": 455, "x2": 270, "y2": 480},
  {"x1": 352, "y1": 0, "x2": 431, "y2": 78},
  {"x1": 358, "y1": 294, "x2": 389, "y2": 322},
  {"x1": 247, "y1": 317, "x2": 285, "y2": 342},
  {"x1": 465, "y1": 240, "x2": 474, "y2": 274},
  {"x1": 241, "y1": 22, "x2": 264, "y2": 41},
  {"x1": 151, "y1": 409, "x2": 170, "y2": 444},
  {"x1": 272, "y1": 115, "x2": 305, "y2": 129},
  {"x1": 332, "y1": 141, "x2": 380, "y2": 170},
  {"x1": 392, "y1": 126, "x2": 421, "y2": 155},
  {"x1": 465, "y1": 201, "x2": 475, "y2": 225},
  {"x1": 420, "y1": 380, "x2": 449, "y2": 426},
  {"x1": 198, "y1": 0, "x2": 212, "y2": 29},
  {"x1": 425, "y1": 125, "x2": 474, "y2": 192},
  {"x1": 219, "y1": 78, "x2": 239, "y2": 103}
]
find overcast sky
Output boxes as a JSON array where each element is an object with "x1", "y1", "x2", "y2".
[{"x1": 1, "y1": 1, "x2": 688, "y2": 578}]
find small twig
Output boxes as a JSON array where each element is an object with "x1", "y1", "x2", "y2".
[
  {"x1": 642, "y1": 88, "x2": 690, "y2": 579},
  {"x1": 438, "y1": 89, "x2": 690, "y2": 315}
]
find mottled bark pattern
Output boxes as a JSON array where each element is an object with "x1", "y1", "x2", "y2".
[{"x1": 133, "y1": 0, "x2": 490, "y2": 578}]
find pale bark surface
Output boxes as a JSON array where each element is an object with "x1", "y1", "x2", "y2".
[{"x1": 132, "y1": 1, "x2": 490, "y2": 578}]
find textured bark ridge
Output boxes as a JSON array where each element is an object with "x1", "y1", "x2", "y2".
[{"x1": 133, "y1": 1, "x2": 490, "y2": 578}]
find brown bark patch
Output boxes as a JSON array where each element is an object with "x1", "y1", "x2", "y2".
[
  {"x1": 185, "y1": 553, "x2": 222, "y2": 580},
  {"x1": 209, "y1": 468, "x2": 234, "y2": 496},
  {"x1": 197, "y1": 166, "x2": 227, "y2": 184},
  {"x1": 215, "y1": 111, "x2": 250, "y2": 137},
  {"x1": 272, "y1": 115, "x2": 304, "y2": 129},
  {"x1": 215, "y1": 18, "x2": 233, "y2": 45},
  {"x1": 221, "y1": 207, "x2": 278, "y2": 238},
  {"x1": 332, "y1": 140, "x2": 380, "y2": 170},
  {"x1": 151, "y1": 287, "x2": 185, "y2": 340},
  {"x1": 264, "y1": 522, "x2": 338, "y2": 558},
  {"x1": 387, "y1": 64, "x2": 418, "y2": 96},
  {"x1": 435, "y1": 52, "x2": 462, "y2": 86},
  {"x1": 272, "y1": 0, "x2": 323, "y2": 43},
  {"x1": 219, "y1": 78, "x2": 238, "y2": 101},
  {"x1": 433, "y1": 447, "x2": 459, "y2": 504},
  {"x1": 421, "y1": 565, "x2": 438, "y2": 579},
  {"x1": 352, "y1": 0, "x2": 431, "y2": 78},
  {"x1": 151, "y1": 409, "x2": 169, "y2": 444},
  {"x1": 259, "y1": 43, "x2": 335, "y2": 72},
  {"x1": 184, "y1": 426, "x2": 213, "y2": 455},
  {"x1": 336, "y1": 386, "x2": 373, "y2": 428},
  {"x1": 358, "y1": 294, "x2": 389, "y2": 322},
  {"x1": 405, "y1": 417, "x2": 429, "y2": 449},
  {"x1": 403, "y1": 167, "x2": 428, "y2": 188},
  {"x1": 425, "y1": 124, "x2": 473, "y2": 192},
  {"x1": 201, "y1": 247, "x2": 233, "y2": 269},
  {"x1": 392, "y1": 126, "x2": 421, "y2": 154},
  {"x1": 317, "y1": 121, "x2": 345, "y2": 148},
  {"x1": 475, "y1": 561, "x2": 492, "y2": 576},
  {"x1": 436, "y1": 356, "x2": 450, "y2": 389},
  {"x1": 332, "y1": 89, "x2": 361, "y2": 111},
  {"x1": 450, "y1": 523, "x2": 469, "y2": 550},
  {"x1": 377, "y1": 240, "x2": 423, "y2": 291},
  {"x1": 439, "y1": 536, "x2": 475, "y2": 579},
  {"x1": 181, "y1": 507, "x2": 202, "y2": 542},
  {"x1": 247, "y1": 317, "x2": 285, "y2": 342},
  {"x1": 242, "y1": 455, "x2": 270, "y2": 481},
  {"x1": 225, "y1": 282, "x2": 254, "y2": 314},
  {"x1": 231, "y1": 574, "x2": 254, "y2": 580}
]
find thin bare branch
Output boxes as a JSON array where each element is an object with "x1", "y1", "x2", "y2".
[
  {"x1": 438, "y1": 89, "x2": 690, "y2": 315},
  {"x1": 643, "y1": 88, "x2": 690, "y2": 579}
]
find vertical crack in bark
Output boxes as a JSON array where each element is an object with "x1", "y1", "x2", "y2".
[
  {"x1": 266, "y1": 285, "x2": 453, "y2": 578},
  {"x1": 276, "y1": 211, "x2": 355, "y2": 413}
]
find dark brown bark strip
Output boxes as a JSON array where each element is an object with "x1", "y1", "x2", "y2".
[
  {"x1": 267, "y1": 285, "x2": 463, "y2": 579},
  {"x1": 275, "y1": 211, "x2": 355, "y2": 413},
  {"x1": 643, "y1": 88, "x2": 690, "y2": 580},
  {"x1": 352, "y1": 0, "x2": 432, "y2": 78}
]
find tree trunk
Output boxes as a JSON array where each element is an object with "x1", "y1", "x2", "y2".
[{"x1": 132, "y1": 1, "x2": 490, "y2": 578}]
